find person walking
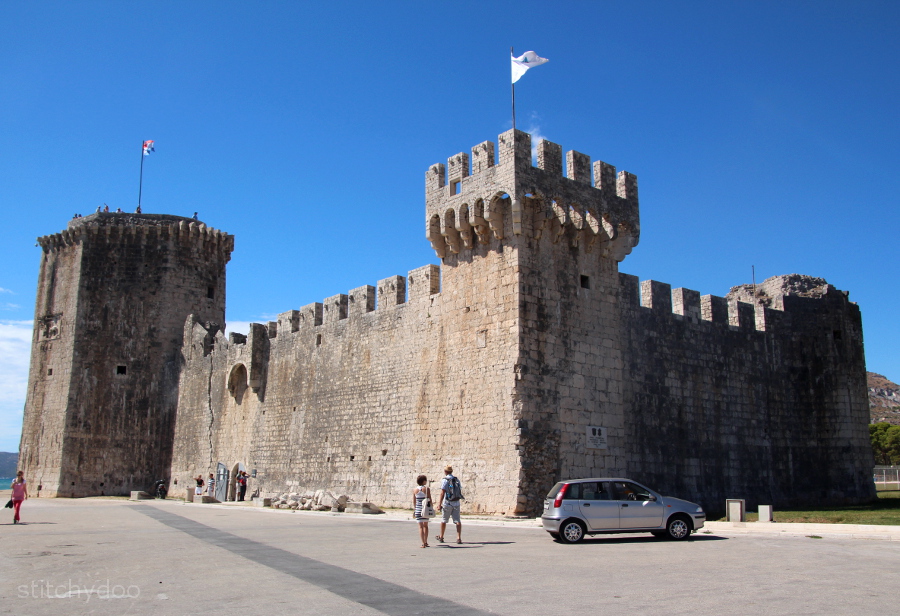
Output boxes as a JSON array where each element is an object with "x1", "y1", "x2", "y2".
[
  {"x1": 413, "y1": 475, "x2": 433, "y2": 548},
  {"x1": 10, "y1": 471, "x2": 28, "y2": 524},
  {"x1": 207, "y1": 473, "x2": 215, "y2": 498},
  {"x1": 436, "y1": 466, "x2": 463, "y2": 544}
]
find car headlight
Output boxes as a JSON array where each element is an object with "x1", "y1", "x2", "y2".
[{"x1": 695, "y1": 507, "x2": 704, "y2": 513}]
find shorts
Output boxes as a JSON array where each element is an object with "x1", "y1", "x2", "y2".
[{"x1": 441, "y1": 500, "x2": 461, "y2": 524}]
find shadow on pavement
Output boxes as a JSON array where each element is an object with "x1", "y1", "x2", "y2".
[
  {"x1": 434, "y1": 541, "x2": 516, "y2": 549},
  {"x1": 561, "y1": 534, "x2": 728, "y2": 545}
]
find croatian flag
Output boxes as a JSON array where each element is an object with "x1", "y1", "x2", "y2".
[
  {"x1": 142, "y1": 140, "x2": 155, "y2": 155},
  {"x1": 511, "y1": 51, "x2": 549, "y2": 84}
]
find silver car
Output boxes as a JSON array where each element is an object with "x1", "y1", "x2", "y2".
[{"x1": 541, "y1": 478, "x2": 705, "y2": 543}]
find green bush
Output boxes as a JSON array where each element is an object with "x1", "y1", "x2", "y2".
[{"x1": 870, "y1": 423, "x2": 900, "y2": 465}]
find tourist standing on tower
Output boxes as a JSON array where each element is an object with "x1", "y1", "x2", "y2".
[{"x1": 10, "y1": 471, "x2": 28, "y2": 524}]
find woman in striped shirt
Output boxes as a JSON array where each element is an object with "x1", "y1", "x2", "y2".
[{"x1": 413, "y1": 475, "x2": 432, "y2": 548}]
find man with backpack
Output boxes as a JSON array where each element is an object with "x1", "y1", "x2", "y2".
[{"x1": 436, "y1": 465, "x2": 464, "y2": 544}]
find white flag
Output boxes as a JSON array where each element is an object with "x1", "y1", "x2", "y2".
[{"x1": 511, "y1": 51, "x2": 549, "y2": 84}]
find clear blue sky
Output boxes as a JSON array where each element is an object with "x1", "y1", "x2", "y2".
[{"x1": 1, "y1": 1, "x2": 898, "y2": 451}]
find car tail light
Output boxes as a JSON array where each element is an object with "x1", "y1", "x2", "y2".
[{"x1": 553, "y1": 483, "x2": 568, "y2": 508}]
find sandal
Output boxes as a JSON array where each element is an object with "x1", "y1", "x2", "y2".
[
  {"x1": 456, "y1": 540, "x2": 462, "y2": 544},
  {"x1": 435, "y1": 535, "x2": 444, "y2": 542}
]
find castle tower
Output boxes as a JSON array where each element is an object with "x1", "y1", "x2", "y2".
[
  {"x1": 426, "y1": 129, "x2": 642, "y2": 512},
  {"x1": 19, "y1": 213, "x2": 233, "y2": 497}
]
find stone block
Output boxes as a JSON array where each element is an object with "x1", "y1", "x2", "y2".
[
  {"x1": 758, "y1": 505, "x2": 773, "y2": 522},
  {"x1": 345, "y1": 502, "x2": 384, "y2": 514},
  {"x1": 129, "y1": 491, "x2": 152, "y2": 501}
]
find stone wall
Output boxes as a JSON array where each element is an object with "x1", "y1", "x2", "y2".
[
  {"x1": 170, "y1": 224, "x2": 525, "y2": 513},
  {"x1": 19, "y1": 241, "x2": 84, "y2": 497},
  {"x1": 617, "y1": 276, "x2": 874, "y2": 513}
]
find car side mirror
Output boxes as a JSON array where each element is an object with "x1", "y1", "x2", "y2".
[{"x1": 648, "y1": 495, "x2": 657, "y2": 501}]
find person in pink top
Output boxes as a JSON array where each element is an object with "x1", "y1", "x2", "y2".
[{"x1": 11, "y1": 471, "x2": 27, "y2": 524}]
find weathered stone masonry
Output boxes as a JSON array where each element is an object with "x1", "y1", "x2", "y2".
[
  {"x1": 20, "y1": 214, "x2": 232, "y2": 497},
  {"x1": 20, "y1": 129, "x2": 875, "y2": 514}
]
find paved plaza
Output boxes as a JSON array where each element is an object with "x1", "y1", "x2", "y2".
[{"x1": 0, "y1": 496, "x2": 898, "y2": 615}]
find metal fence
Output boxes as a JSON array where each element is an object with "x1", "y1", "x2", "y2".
[{"x1": 874, "y1": 467, "x2": 900, "y2": 490}]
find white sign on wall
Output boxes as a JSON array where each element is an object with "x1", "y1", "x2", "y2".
[{"x1": 586, "y1": 426, "x2": 608, "y2": 450}]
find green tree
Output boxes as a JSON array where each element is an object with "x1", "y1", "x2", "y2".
[{"x1": 870, "y1": 423, "x2": 900, "y2": 465}]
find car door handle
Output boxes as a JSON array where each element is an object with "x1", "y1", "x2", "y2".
[
  {"x1": 583, "y1": 503, "x2": 590, "y2": 507},
  {"x1": 621, "y1": 504, "x2": 628, "y2": 507}
]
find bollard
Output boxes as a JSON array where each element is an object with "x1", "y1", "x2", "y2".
[{"x1": 726, "y1": 499, "x2": 746, "y2": 522}]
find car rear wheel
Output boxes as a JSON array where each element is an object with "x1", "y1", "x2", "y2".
[
  {"x1": 666, "y1": 515, "x2": 692, "y2": 540},
  {"x1": 559, "y1": 520, "x2": 586, "y2": 544}
]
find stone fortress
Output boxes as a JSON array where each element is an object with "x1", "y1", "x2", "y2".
[{"x1": 20, "y1": 129, "x2": 875, "y2": 515}]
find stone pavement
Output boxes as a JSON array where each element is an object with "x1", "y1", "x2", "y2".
[
  {"x1": 212, "y1": 497, "x2": 900, "y2": 540},
  {"x1": 1, "y1": 496, "x2": 898, "y2": 616}
]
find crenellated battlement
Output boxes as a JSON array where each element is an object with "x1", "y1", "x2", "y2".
[
  {"x1": 36, "y1": 212, "x2": 234, "y2": 258},
  {"x1": 425, "y1": 129, "x2": 640, "y2": 262},
  {"x1": 618, "y1": 273, "x2": 858, "y2": 335},
  {"x1": 228, "y1": 264, "x2": 443, "y2": 344}
]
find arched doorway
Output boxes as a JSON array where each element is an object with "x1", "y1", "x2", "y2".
[{"x1": 229, "y1": 462, "x2": 246, "y2": 501}]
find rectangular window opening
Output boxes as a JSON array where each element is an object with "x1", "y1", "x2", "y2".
[
  {"x1": 207, "y1": 286, "x2": 215, "y2": 299},
  {"x1": 47, "y1": 368, "x2": 53, "y2": 376},
  {"x1": 316, "y1": 334, "x2": 322, "y2": 346},
  {"x1": 580, "y1": 275, "x2": 591, "y2": 289},
  {"x1": 116, "y1": 365, "x2": 127, "y2": 375},
  {"x1": 451, "y1": 180, "x2": 461, "y2": 195}
]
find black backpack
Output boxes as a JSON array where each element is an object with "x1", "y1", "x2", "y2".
[{"x1": 445, "y1": 476, "x2": 464, "y2": 502}]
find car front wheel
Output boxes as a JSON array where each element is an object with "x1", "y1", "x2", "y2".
[
  {"x1": 559, "y1": 520, "x2": 586, "y2": 544},
  {"x1": 665, "y1": 515, "x2": 692, "y2": 540}
]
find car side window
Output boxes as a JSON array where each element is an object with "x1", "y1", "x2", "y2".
[
  {"x1": 613, "y1": 481, "x2": 653, "y2": 501},
  {"x1": 580, "y1": 482, "x2": 611, "y2": 501},
  {"x1": 564, "y1": 482, "x2": 581, "y2": 500}
]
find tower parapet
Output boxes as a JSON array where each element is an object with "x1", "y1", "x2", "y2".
[
  {"x1": 37, "y1": 213, "x2": 234, "y2": 258},
  {"x1": 426, "y1": 129, "x2": 640, "y2": 261}
]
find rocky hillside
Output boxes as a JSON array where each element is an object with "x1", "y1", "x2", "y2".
[
  {"x1": 869, "y1": 372, "x2": 900, "y2": 425},
  {"x1": 0, "y1": 452, "x2": 18, "y2": 477}
]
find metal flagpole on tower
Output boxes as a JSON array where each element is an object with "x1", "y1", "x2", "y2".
[
  {"x1": 511, "y1": 46, "x2": 516, "y2": 131},
  {"x1": 138, "y1": 141, "x2": 145, "y2": 209}
]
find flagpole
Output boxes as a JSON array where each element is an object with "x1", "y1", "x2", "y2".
[
  {"x1": 511, "y1": 46, "x2": 516, "y2": 132},
  {"x1": 138, "y1": 141, "x2": 145, "y2": 209}
]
